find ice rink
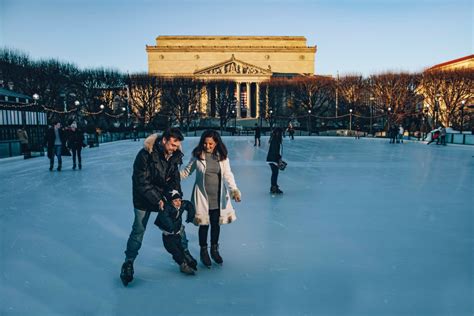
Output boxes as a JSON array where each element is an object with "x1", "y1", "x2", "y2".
[{"x1": 1, "y1": 135, "x2": 473, "y2": 316}]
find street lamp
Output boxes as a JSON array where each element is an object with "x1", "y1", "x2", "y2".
[
  {"x1": 231, "y1": 109, "x2": 236, "y2": 135},
  {"x1": 369, "y1": 96, "x2": 375, "y2": 135},
  {"x1": 308, "y1": 109, "x2": 312, "y2": 136},
  {"x1": 33, "y1": 93, "x2": 40, "y2": 149},
  {"x1": 193, "y1": 109, "x2": 198, "y2": 136},
  {"x1": 269, "y1": 109, "x2": 273, "y2": 128},
  {"x1": 460, "y1": 100, "x2": 466, "y2": 133},
  {"x1": 349, "y1": 109, "x2": 353, "y2": 133}
]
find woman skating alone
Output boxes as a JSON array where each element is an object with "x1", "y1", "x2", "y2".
[
  {"x1": 267, "y1": 127, "x2": 284, "y2": 194},
  {"x1": 180, "y1": 130, "x2": 241, "y2": 268}
]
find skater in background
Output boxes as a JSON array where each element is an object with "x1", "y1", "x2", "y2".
[
  {"x1": 427, "y1": 129, "x2": 441, "y2": 145},
  {"x1": 439, "y1": 125, "x2": 447, "y2": 145},
  {"x1": 266, "y1": 127, "x2": 284, "y2": 194},
  {"x1": 154, "y1": 190, "x2": 196, "y2": 275},
  {"x1": 180, "y1": 129, "x2": 241, "y2": 268},
  {"x1": 120, "y1": 128, "x2": 197, "y2": 286},
  {"x1": 398, "y1": 125, "x2": 404, "y2": 143},
  {"x1": 254, "y1": 123, "x2": 261, "y2": 146},
  {"x1": 67, "y1": 122, "x2": 86, "y2": 170},
  {"x1": 389, "y1": 124, "x2": 398, "y2": 144},
  {"x1": 44, "y1": 121, "x2": 67, "y2": 171},
  {"x1": 17, "y1": 127, "x2": 30, "y2": 157},
  {"x1": 287, "y1": 123, "x2": 295, "y2": 140}
]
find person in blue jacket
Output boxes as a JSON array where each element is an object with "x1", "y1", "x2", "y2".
[{"x1": 155, "y1": 190, "x2": 197, "y2": 275}]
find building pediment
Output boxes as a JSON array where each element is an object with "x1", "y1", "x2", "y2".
[{"x1": 194, "y1": 55, "x2": 272, "y2": 76}]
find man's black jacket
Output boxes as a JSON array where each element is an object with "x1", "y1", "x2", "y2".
[{"x1": 132, "y1": 138, "x2": 183, "y2": 212}]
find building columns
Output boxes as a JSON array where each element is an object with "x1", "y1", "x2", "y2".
[
  {"x1": 246, "y1": 82, "x2": 251, "y2": 118},
  {"x1": 256, "y1": 83, "x2": 260, "y2": 118},
  {"x1": 236, "y1": 82, "x2": 241, "y2": 118}
]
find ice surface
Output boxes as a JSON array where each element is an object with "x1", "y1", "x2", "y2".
[{"x1": 1, "y1": 136, "x2": 473, "y2": 315}]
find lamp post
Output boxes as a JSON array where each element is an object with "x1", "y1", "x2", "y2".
[
  {"x1": 369, "y1": 96, "x2": 375, "y2": 135},
  {"x1": 349, "y1": 109, "x2": 353, "y2": 133},
  {"x1": 33, "y1": 93, "x2": 40, "y2": 149},
  {"x1": 460, "y1": 100, "x2": 466, "y2": 133},
  {"x1": 307, "y1": 109, "x2": 312, "y2": 136},
  {"x1": 193, "y1": 109, "x2": 198, "y2": 136},
  {"x1": 434, "y1": 94, "x2": 441, "y2": 127},
  {"x1": 232, "y1": 109, "x2": 237, "y2": 134},
  {"x1": 269, "y1": 109, "x2": 273, "y2": 128}
]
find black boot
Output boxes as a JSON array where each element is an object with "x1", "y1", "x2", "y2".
[
  {"x1": 184, "y1": 250, "x2": 197, "y2": 271},
  {"x1": 79, "y1": 163, "x2": 82, "y2": 170},
  {"x1": 57, "y1": 164, "x2": 62, "y2": 171},
  {"x1": 210, "y1": 244, "x2": 223, "y2": 264},
  {"x1": 73, "y1": 164, "x2": 76, "y2": 170},
  {"x1": 179, "y1": 262, "x2": 195, "y2": 275},
  {"x1": 270, "y1": 186, "x2": 283, "y2": 194},
  {"x1": 200, "y1": 246, "x2": 212, "y2": 268},
  {"x1": 120, "y1": 260, "x2": 134, "y2": 286}
]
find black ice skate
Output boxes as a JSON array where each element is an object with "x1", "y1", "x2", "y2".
[
  {"x1": 120, "y1": 261, "x2": 134, "y2": 286},
  {"x1": 210, "y1": 244, "x2": 223, "y2": 264},
  {"x1": 184, "y1": 250, "x2": 198, "y2": 271},
  {"x1": 200, "y1": 246, "x2": 212, "y2": 268},
  {"x1": 270, "y1": 186, "x2": 283, "y2": 195},
  {"x1": 180, "y1": 262, "x2": 195, "y2": 275}
]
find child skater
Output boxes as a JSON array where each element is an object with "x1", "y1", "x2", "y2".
[{"x1": 155, "y1": 190, "x2": 197, "y2": 275}]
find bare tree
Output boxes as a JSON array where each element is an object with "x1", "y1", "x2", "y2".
[
  {"x1": 128, "y1": 74, "x2": 163, "y2": 129},
  {"x1": 337, "y1": 74, "x2": 367, "y2": 115},
  {"x1": 160, "y1": 77, "x2": 203, "y2": 130},
  {"x1": 419, "y1": 69, "x2": 473, "y2": 128},
  {"x1": 370, "y1": 72, "x2": 420, "y2": 127}
]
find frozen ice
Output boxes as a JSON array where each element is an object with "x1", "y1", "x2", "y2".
[{"x1": 0, "y1": 136, "x2": 473, "y2": 315}]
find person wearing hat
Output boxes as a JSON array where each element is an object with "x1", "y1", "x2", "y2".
[
  {"x1": 154, "y1": 190, "x2": 197, "y2": 275},
  {"x1": 67, "y1": 122, "x2": 86, "y2": 170}
]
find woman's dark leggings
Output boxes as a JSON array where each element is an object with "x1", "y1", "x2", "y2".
[
  {"x1": 199, "y1": 209, "x2": 220, "y2": 247},
  {"x1": 72, "y1": 147, "x2": 82, "y2": 165},
  {"x1": 269, "y1": 163, "x2": 279, "y2": 187}
]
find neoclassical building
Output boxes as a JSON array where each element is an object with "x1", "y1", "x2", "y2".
[{"x1": 146, "y1": 36, "x2": 317, "y2": 118}]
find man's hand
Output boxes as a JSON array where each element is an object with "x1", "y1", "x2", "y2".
[{"x1": 159, "y1": 200, "x2": 164, "y2": 211}]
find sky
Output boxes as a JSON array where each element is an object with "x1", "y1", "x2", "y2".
[{"x1": 1, "y1": 0, "x2": 472, "y2": 77}]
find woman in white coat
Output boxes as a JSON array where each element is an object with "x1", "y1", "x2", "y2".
[{"x1": 180, "y1": 130, "x2": 241, "y2": 268}]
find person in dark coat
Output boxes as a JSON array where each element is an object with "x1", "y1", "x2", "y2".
[
  {"x1": 254, "y1": 123, "x2": 261, "y2": 146},
  {"x1": 44, "y1": 121, "x2": 67, "y2": 171},
  {"x1": 154, "y1": 190, "x2": 196, "y2": 275},
  {"x1": 287, "y1": 123, "x2": 295, "y2": 140},
  {"x1": 67, "y1": 122, "x2": 85, "y2": 170},
  {"x1": 266, "y1": 127, "x2": 284, "y2": 194},
  {"x1": 120, "y1": 128, "x2": 197, "y2": 286}
]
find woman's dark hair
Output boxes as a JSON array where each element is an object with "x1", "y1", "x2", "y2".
[
  {"x1": 192, "y1": 129, "x2": 228, "y2": 161},
  {"x1": 270, "y1": 127, "x2": 283, "y2": 144}
]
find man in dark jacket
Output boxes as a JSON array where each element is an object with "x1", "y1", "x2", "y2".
[
  {"x1": 120, "y1": 128, "x2": 197, "y2": 286},
  {"x1": 254, "y1": 123, "x2": 261, "y2": 146},
  {"x1": 44, "y1": 121, "x2": 67, "y2": 171}
]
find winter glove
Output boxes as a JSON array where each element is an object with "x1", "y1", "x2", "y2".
[{"x1": 231, "y1": 189, "x2": 241, "y2": 202}]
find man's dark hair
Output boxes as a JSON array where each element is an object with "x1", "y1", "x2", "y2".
[{"x1": 162, "y1": 127, "x2": 184, "y2": 141}]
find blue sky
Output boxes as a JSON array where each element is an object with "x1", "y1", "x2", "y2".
[{"x1": 1, "y1": 0, "x2": 472, "y2": 76}]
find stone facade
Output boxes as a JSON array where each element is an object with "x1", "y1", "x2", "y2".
[{"x1": 146, "y1": 36, "x2": 317, "y2": 118}]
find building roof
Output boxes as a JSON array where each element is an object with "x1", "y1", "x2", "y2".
[
  {"x1": 427, "y1": 54, "x2": 474, "y2": 71},
  {"x1": 0, "y1": 87, "x2": 32, "y2": 100}
]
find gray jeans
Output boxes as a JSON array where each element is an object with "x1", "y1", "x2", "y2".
[{"x1": 124, "y1": 208, "x2": 189, "y2": 261}]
